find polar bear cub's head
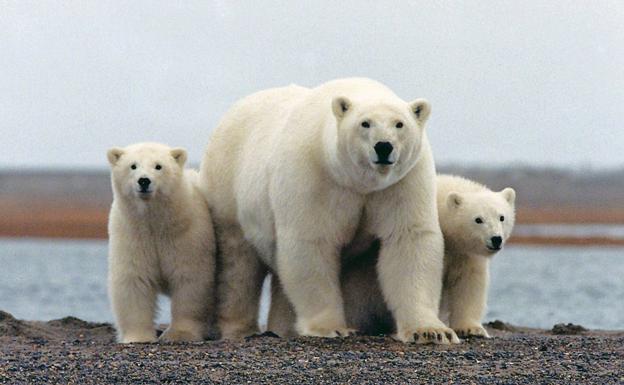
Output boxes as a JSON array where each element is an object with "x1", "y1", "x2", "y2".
[
  {"x1": 331, "y1": 95, "x2": 430, "y2": 184},
  {"x1": 444, "y1": 188, "x2": 516, "y2": 256},
  {"x1": 107, "y1": 142, "x2": 187, "y2": 202}
]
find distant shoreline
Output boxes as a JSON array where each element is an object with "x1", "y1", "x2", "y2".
[
  {"x1": 2, "y1": 203, "x2": 624, "y2": 245},
  {"x1": 3, "y1": 166, "x2": 624, "y2": 245}
]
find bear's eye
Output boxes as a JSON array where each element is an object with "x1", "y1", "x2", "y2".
[
  {"x1": 395, "y1": 122, "x2": 403, "y2": 128},
  {"x1": 500, "y1": 215, "x2": 505, "y2": 222},
  {"x1": 155, "y1": 164, "x2": 162, "y2": 170},
  {"x1": 130, "y1": 164, "x2": 137, "y2": 170},
  {"x1": 475, "y1": 217, "x2": 483, "y2": 224},
  {"x1": 361, "y1": 121, "x2": 370, "y2": 128}
]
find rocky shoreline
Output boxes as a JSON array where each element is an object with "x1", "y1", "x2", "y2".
[{"x1": 1, "y1": 311, "x2": 623, "y2": 384}]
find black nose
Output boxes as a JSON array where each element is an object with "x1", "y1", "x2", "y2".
[
  {"x1": 138, "y1": 177, "x2": 151, "y2": 190},
  {"x1": 374, "y1": 141, "x2": 394, "y2": 161},
  {"x1": 491, "y1": 236, "x2": 502, "y2": 249}
]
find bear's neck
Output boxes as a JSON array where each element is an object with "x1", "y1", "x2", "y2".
[
  {"x1": 322, "y1": 133, "x2": 357, "y2": 191},
  {"x1": 320, "y1": 121, "x2": 357, "y2": 190}
]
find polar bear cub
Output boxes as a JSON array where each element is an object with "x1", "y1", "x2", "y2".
[
  {"x1": 107, "y1": 142, "x2": 215, "y2": 343},
  {"x1": 268, "y1": 174, "x2": 516, "y2": 339},
  {"x1": 436, "y1": 174, "x2": 515, "y2": 338}
]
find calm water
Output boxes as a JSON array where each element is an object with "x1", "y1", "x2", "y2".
[
  {"x1": 0, "y1": 238, "x2": 623, "y2": 330},
  {"x1": 514, "y1": 224, "x2": 624, "y2": 239}
]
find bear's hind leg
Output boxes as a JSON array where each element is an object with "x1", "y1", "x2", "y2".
[
  {"x1": 266, "y1": 275, "x2": 297, "y2": 338},
  {"x1": 161, "y1": 277, "x2": 214, "y2": 342},
  {"x1": 215, "y1": 224, "x2": 266, "y2": 339}
]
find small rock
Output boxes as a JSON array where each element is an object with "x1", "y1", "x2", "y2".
[
  {"x1": 244, "y1": 331, "x2": 280, "y2": 340},
  {"x1": 485, "y1": 320, "x2": 516, "y2": 332},
  {"x1": 551, "y1": 323, "x2": 587, "y2": 335}
]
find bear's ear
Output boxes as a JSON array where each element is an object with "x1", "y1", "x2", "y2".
[
  {"x1": 409, "y1": 99, "x2": 431, "y2": 125},
  {"x1": 500, "y1": 187, "x2": 516, "y2": 205},
  {"x1": 107, "y1": 147, "x2": 124, "y2": 166},
  {"x1": 170, "y1": 148, "x2": 187, "y2": 167},
  {"x1": 332, "y1": 96, "x2": 352, "y2": 120},
  {"x1": 447, "y1": 192, "x2": 462, "y2": 209}
]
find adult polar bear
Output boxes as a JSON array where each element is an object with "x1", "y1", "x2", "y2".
[{"x1": 200, "y1": 78, "x2": 459, "y2": 344}]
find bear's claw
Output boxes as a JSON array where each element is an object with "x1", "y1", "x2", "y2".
[
  {"x1": 335, "y1": 328, "x2": 357, "y2": 337},
  {"x1": 299, "y1": 326, "x2": 356, "y2": 338},
  {"x1": 396, "y1": 326, "x2": 460, "y2": 344},
  {"x1": 454, "y1": 325, "x2": 491, "y2": 339}
]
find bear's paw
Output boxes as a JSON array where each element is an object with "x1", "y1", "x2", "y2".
[
  {"x1": 453, "y1": 324, "x2": 491, "y2": 339},
  {"x1": 298, "y1": 325, "x2": 357, "y2": 338},
  {"x1": 159, "y1": 327, "x2": 203, "y2": 343},
  {"x1": 394, "y1": 326, "x2": 460, "y2": 345},
  {"x1": 120, "y1": 331, "x2": 157, "y2": 344}
]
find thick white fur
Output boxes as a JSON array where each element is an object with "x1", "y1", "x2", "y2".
[
  {"x1": 107, "y1": 142, "x2": 216, "y2": 343},
  {"x1": 200, "y1": 78, "x2": 457, "y2": 344},
  {"x1": 268, "y1": 175, "x2": 516, "y2": 339}
]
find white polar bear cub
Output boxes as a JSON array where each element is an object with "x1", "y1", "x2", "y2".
[
  {"x1": 200, "y1": 78, "x2": 458, "y2": 344},
  {"x1": 107, "y1": 142, "x2": 216, "y2": 343},
  {"x1": 436, "y1": 175, "x2": 516, "y2": 338}
]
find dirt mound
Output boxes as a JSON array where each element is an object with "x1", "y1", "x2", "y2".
[
  {"x1": 0, "y1": 310, "x2": 22, "y2": 336},
  {"x1": 485, "y1": 319, "x2": 517, "y2": 332},
  {"x1": 0, "y1": 310, "x2": 63, "y2": 340},
  {"x1": 551, "y1": 323, "x2": 588, "y2": 335},
  {"x1": 47, "y1": 316, "x2": 111, "y2": 330},
  {"x1": 0, "y1": 310, "x2": 115, "y2": 343}
]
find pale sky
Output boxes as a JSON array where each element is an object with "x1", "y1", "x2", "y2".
[{"x1": 1, "y1": 1, "x2": 623, "y2": 170}]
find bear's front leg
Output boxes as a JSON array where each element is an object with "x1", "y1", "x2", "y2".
[
  {"x1": 276, "y1": 236, "x2": 354, "y2": 338},
  {"x1": 109, "y1": 274, "x2": 158, "y2": 343},
  {"x1": 377, "y1": 229, "x2": 460, "y2": 344},
  {"x1": 446, "y1": 257, "x2": 490, "y2": 339}
]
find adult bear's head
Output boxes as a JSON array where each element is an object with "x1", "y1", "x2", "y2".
[{"x1": 330, "y1": 95, "x2": 431, "y2": 191}]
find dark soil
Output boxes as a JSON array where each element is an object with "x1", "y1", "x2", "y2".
[
  {"x1": 1, "y1": 311, "x2": 623, "y2": 384},
  {"x1": 551, "y1": 322, "x2": 589, "y2": 335}
]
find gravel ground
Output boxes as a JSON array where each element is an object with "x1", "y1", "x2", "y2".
[{"x1": 1, "y1": 311, "x2": 623, "y2": 384}]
